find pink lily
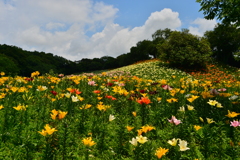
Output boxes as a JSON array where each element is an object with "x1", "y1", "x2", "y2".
[
  {"x1": 168, "y1": 116, "x2": 181, "y2": 125},
  {"x1": 161, "y1": 85, "x2": 173, "y2": 90},
  {"x1": 218, "y1": 88, "x2": 227, "y2": 92},
  {"x1": 230, "y1": 120, "x2": 240, "y2": 127}
]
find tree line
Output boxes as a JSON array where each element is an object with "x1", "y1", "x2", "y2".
[{"x1": 0, "y1": 40, "x2": 154, "y2": 76}]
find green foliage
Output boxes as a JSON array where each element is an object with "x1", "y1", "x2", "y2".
[
  {"x1": 152, "y1": 28, "x2": 172, "y2": 44},
  {"x1": 234, "y1": 51, "x2": 240, "y2": 62},
  {"x1": 157, "y1": 29, "x2": 212, "y2": 69},
  {"x1": 151, "y1": 28, "x2": 173, "y2": 58},
  {"x1": 130, "y1": 40, "x2": 152, "y2": 60},
  {"x1": 116, "y1": 53, "x2": 133, "y2": 67},
  {"x1": 197, "y1": 0, "x2": 240, "y2": 26},
  {"x1": 0, "y1": 54, "x2": 19, "y2": 75},
  {"x1": 100, "y1": 56, "x2": 118, "y2": 69},
  {"x1": 0, "y1": 44, "x2": 75, "y2": 76},
  {"x1": 204, "y1": 23, "x2": 240, "y2": 67}
]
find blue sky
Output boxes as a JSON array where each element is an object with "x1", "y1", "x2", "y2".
[
  {"x1": 108, "y1": 0, "x2": 204, "y2": 28},
  {"x1": 86, "y1": 0, "x2": 207, "y2": 36},
  {"x1": 0, "y1": 0, "x2": 217, "y2": 61}
]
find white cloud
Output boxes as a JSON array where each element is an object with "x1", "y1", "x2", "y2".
[
  {"x1": 67, "y1": 8, "x2": 182, "y2": 60},
  {"x1": 189, "y1": 18, "x2": 217, "y2": 36},
  {"x1": 45, "y1": 22, "x2": 66, "y2": 30},
  {"x1": 0, "y1": 0, "x2": 182, "y2": 61}
]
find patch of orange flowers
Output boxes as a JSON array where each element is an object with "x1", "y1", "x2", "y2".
[
  {"x1": 184, "y1": 64, "x2": 239, "y2": 83},
  {"x1": 132, "y1": 59, "x2": 161, "y2": 65},
  {"x1": 137, "y1": 97, "x2": 151, "y2": 105}
]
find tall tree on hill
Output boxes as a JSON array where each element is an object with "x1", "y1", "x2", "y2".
[
  {"x1": 152, "y1": 28, "x2": 172, "y2": 43},
  {"x1": 138, "y1": 40, "x2": 156, "y2": 59},
  {"x1": 152, "y1": 28, "x2": 172, "y2": 58},
  {"x1": 157, "y1": 29, "x2": 212, "y2": 69},
  {"x1": 129, "y1": 40, "x2": 151, "y2": 62},
  {"x1": 204, "y1": 23, "x2": 240, "y2": 66}
]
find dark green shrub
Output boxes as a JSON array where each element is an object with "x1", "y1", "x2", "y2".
[{"x1": 157, "y1": 30, "x2": 212, "y2": 69}]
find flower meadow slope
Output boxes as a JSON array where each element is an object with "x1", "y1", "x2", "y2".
[
  {"x1": 0, "y1": 67, "x2": 240, "y2": 159},
  {"x1": 110, "y1": 59, "x2": 192, "y2": 81}
]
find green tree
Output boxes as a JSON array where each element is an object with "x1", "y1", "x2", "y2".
[
  {"x1": 197, "y1": 0, "x2": 240, "y2": 26},
  {"x1": 116, "y1": 53, "x2": 133, "y2": 67},
  {"x1": 90, "y1": 58, "x2": 103, "y2": 71},
  {"x1": 152, "y1": 28, "x2": 172, "y2": 43},
  {"x1": 157, "y1": 29, "x2": 212, "y2": 68},
  {"x1": 0, "y1": 54, "x2": 19, "y2": 75},
  {"x1": 129, "y1": 40, "x2": 152, "y2": 61},
  {"x1": 152, "y1": 28, "x2": 173, "y2": 58},
  {"x1": 204, "y1": 23, "x2": 240, "y2": 66},
  {"x1": 100, "y1": 56, "x2": 118, "y2": 69}
]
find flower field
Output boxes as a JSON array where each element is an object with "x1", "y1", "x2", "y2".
[{"x1": 0, "y1": 60, "x2": 240, "y2": 159}]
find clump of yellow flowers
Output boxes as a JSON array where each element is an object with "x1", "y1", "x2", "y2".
[
  {"x1": 50, "y1": 109, "x2": 68, "y2": 120},
  {"x1": 31, "y1": 71, "x2": 40, "y2": 77},
  {"x1": 82, "y1": 137, "x2": 96, "y2": 147},
  {"x1": 155, "y1": 147, "x2": 169, "y2": 159},
  {"x1": 13, "y1": 104, "x2": 28, "y2": 111},
  {"x1": 0, "y1": 72, "x2": 5, "y2": 76},
  {"x1": 38, "y1": 124, "x2": 57, "y2": 136}
]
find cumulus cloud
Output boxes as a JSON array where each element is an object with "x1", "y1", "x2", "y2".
[
  {"x1": 45, "y1": 22, "x2": 66, "y2": 30},
  {"x1": 0, "y1": 0, "x2": 182, "y2": 61},
  {"x1": 189, "y1": 18, "x2": 217, "y2": 36},
  {"x1": 67, "y1": 8, "x2": 181, "y2": 60},
  {"x1": 89, "y1": 8, "x2": 181, "y2": 59}
]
